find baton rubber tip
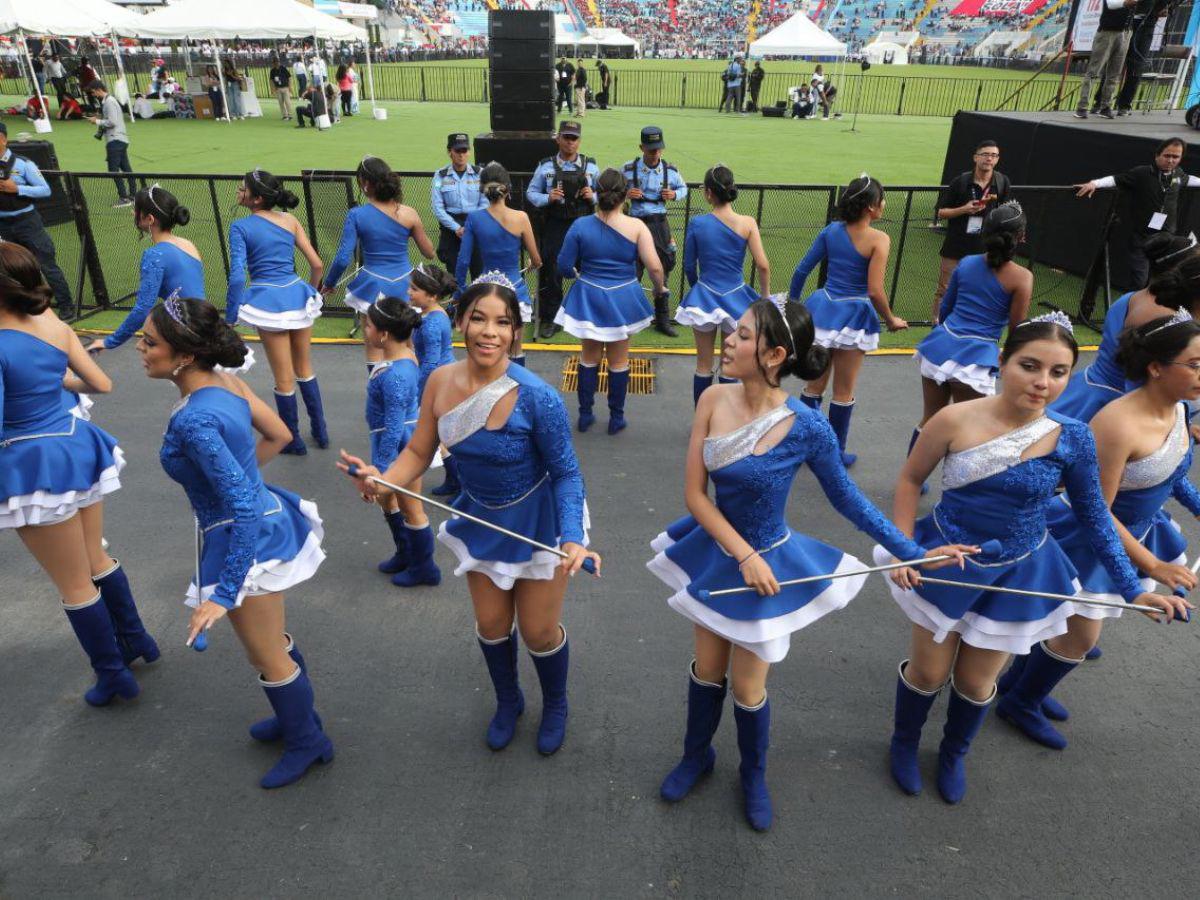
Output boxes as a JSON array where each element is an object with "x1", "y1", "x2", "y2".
[
  {"x1": 978, "y1": 539, "x2": 1002, "y2": 557},
  {"x1": 347, "y1": 464, "x2": 360, "y2": 478},
  {"x1": 582, "y1": 558, "x2": 597, "y2": 576},
  {"x1": 192, "y1": 631, "x2": 208, "y2": 652},
  {"x1": 697, "y1": 589, "x2": 711, "y2": 602}
]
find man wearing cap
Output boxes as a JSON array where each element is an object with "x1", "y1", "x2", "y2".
[
  {"x1": 623, "y1": 126, "x2": 687, "y2": 336},
  {"x1": 0, "y1": 122, "x2": 73, "y2": 316},
  {"x1": 431, "y1": 133, "x2": 488, "y2": 279},
  {"x1": 527, "y1": 121, "x2": 600, "y2": 339}
]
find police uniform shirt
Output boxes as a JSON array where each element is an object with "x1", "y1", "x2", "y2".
[
  {"x1": 0, "y1": 150, "x2": 51, "y2": 218},
  {"x1": 527, "y1": 155, "x2": 601, "y2": 208},
  {"x1": 431, "y1": 163, "x2": 487, "y2": 231},
  {"x1": 621, "y1": 158, "x2": 687, "y2": 218}
]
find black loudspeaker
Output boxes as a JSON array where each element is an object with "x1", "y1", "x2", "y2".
[
  {"x1": 491, "y1": 71, "x2": 556, "y2": 103},
  {"x1": 761, "y1": 106, "x2": 785, "y2": 118},
  {"x1": 10, "y1": 140, "x2": 73, "y2": 227},
  {"x1": 490, "y1": 40, "x2": 554, "y2": 72},
  {"x1": 490, "y1": 101, "x2": 555, "y2": 133},
  {"x1": 489, "y1": 9, "x2": 554, "y2": 40},
  {"x1": 474, "y1": 133, "x2": 558, "y2": 178}
]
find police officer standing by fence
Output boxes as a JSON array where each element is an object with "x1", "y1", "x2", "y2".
[
  {"x1": 623, "y1": 126, "x2": 687, "y2": 336},
  {"x1": 0, "y1": 122, "x2": 73, "y2": 316},
  {"x1": 431, "y1": 132, "x2": 487, "y2": 279},
  {"x1": 527, "y1": 121, "x2": 599, "y2": 339}
]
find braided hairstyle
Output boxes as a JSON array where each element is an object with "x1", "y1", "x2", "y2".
[
  {"x1": 149, "y1": 298, "x2": 248, "y2": 370},
  {"x1": 595, "y1": 168, "x2": 628, "y2": 212}
]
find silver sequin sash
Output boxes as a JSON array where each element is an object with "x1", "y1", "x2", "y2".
[
  {"x1": 942, "y1": 416, "x2": 1061, "y2": 490},
  {"x1": 438, "y1": 375, "x2": 518, "y2": 449},
  {"x1": 1121, "y1": 404, "x2": 1188, "y2": 491},
  {"x1": 703, "y1": 404, "x2": 794, "y2": 472}
]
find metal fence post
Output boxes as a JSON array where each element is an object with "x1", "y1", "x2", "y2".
[
  {"x1": 975, "y1": 82, "x2": 983, "y2": 111},
  {"x1": 678, "y1": 185, "x2": 692, "y2": 298},
  {"x1": 890, "y1": 189, "x2": 915, "y2": 307},
  {"x1": 680, "y1": 74, "x2": 686, "y2": 109},
  {"x1": 66, "y1": 173, "x2": 108, "y2": 313},
  {"x1": 420, "y1": 67, "x2": 427, "y2": 102},
  {"x1": 897, "y1": 80, "x2": 906, "y2": 116},
  {"x1": 301, "y1": 175, "x2": 320, "y2": 255},
  {"x1": 208, "y1": 178, "x2": 230, "y2": 278}
]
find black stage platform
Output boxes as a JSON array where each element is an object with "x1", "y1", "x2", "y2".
[{"x1": 945, "y1": 110, "x2": 1200, "y2": 290}]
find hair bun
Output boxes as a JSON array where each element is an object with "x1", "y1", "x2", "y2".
[
  {"x1": 278, "y1": 189, "x2": 300, "y2": 211},
  {"x1": 211, "y1": 324, "x2": 249, "y2": 369},
  {"x1": 173, "y1": 205, "x2": 191, "y2": 227}
]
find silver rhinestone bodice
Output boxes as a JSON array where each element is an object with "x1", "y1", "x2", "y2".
[
  {"x1": 942, "y1": 416, "x2": 1061, "y2": 490},
  {"x1": 1121, "y1": 404, "x2": 1188, "y2": 491},
  {"x1": 703, "y1": 404, "x2": 794, "y2": 472},
  {"x1": 438, "y1": 375, "x2": 518, "y2": 449}
]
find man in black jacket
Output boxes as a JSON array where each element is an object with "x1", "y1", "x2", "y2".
[
  {"x1": 1076, "y1": 0, "x2": 1138, "y2": 119},
  {"x1": 1076, "y1": 137, "x2": 1200, "y2": 286},
  {"x1": 1115, "y1": 0, "x2": 1171, "y2": 115}
]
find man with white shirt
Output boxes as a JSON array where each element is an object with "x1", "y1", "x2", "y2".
[
  {"x1": 1075, "y1": 0, "x2": 1138, "y2": 120},
  {"x1": 292, "y1": 55, "x2": 308, "y2": 96}
]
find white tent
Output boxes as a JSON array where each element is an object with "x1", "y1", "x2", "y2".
[
  {"x1": 554, "y1": 13, "x2": 596, "y2": 48},
  {"x1": 748, "y1": 12, "x2": 846, "y2": 58},
  {"x1": 589, "y1": 27, "x2": 638, "y2": 51},
  {"x1": 864, "y1": 40, "x2": 909, "y2": 66}
]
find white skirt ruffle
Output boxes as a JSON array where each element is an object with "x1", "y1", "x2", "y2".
[
  {"x1": 553, "y1": 309, "x2": 652, "y2": 343},
  {"x1": 0, "y1": 447, "x2": 125, "y2": 529},
  {"x1": 915, "y1": 352, "x2": 996, "y2": 395}
]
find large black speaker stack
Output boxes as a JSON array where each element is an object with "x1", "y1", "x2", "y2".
[
  {"x1": 11, "y1": 140, "x2": 72, "y2": 227},
  {"x1": 476, "y1": 10, "x2": 558, "y2": 174}
]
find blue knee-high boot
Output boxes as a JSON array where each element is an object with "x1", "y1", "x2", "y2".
[
  {"x1": 937, "y1": 680, "x2": 995, "y2": 805},
  {"x1": 378, "y1": 510, "x2": 411, "y2": 574},
  {"x1": 692, "y1": 373, "x2": 714, "y2": 407},
  {"x1": 997, "y1": 653, "x2": 1069, "y2": 721},
  {"x1": 431, "y1": 454, "x2": 461, "y2": 498},
  {"x1": 995, "y1": 642, "x2": 1081, "y2": 750},
  {"x1": 577, "y1": 362, "x2": 598, "y2": 432},
  {"x1": 478, "y1": 628, "x2": 525, "y2": 750},
  {"x1": 391, "y1": 523, "x2": 442, "y2": 587},
  {"x1": 296, "y1": 376, "x2": 329, "y2": 449},
  {"x1": 529, "y1": 627, "x2": 569, "y2": 755},
  {"x1": 660, "y1": 661, "x2": 727, "y2": 802},
  {"x1": 63, "y1": 593, "x2": 140, "y2": 707},
  {"x1": 1086, "y1": 644, "x2": 1102, "y2": 660},
  {"x1": 94, "y1": 560, "x2": 159, "y2": 666},
  {"x1": 890, "y1": 660, "x2": 941, "y2": 796},
  {"x1": 259, "y1": 666, "x2": 334, "y2": 789},
  {"x1": 828, "y1": 399, "x2": 857, "y2": 467},
  {"x1": 249, "y1": 633, "x2": 324, "y2": 742},
  {"x1": 799, "y1": 391, "x2": 823, "y2": 411},
  {"x1": 734, "y1": 696, "x2": 773, "y2": 831},
  {"x1": 273, "y1": 390, "x2": 307, "y2": 456},
  {"x1": 608, "y1": 367, "x2": 630, "y2": 435}
]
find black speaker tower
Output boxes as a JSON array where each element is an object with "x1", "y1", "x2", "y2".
[{"x1": 476, "y1": 9, "x2": 558, "y2": 174}]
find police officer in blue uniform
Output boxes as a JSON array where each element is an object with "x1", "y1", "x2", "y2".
[
  {"x1": 431, "y1": 132, "x2": 487, "y2": 278},
  {"x1": 527, "y1": 120, "x2": 600, "y2": 339},
  {"x1": 0, "y1": 122, "x2": 72, "y2": 316},
  {"x1": 623, "y1": 126, "x2": 687, "y2": 336}
]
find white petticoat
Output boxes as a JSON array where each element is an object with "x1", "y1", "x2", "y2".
[
  {"x1": 553, "y1": 309, "x2": 653, "y2": 343},
  {"x1": 0, "y1": 447, "x2": 125, "y2": 529},
  {"x1": 237, "y1": 295, "x2": 323, "y2": 332},
  {"x1": 814, "y1": 325, "x2": 880, "y2": 352},
  {"x1": 915, "y1": 351, "x2": 996, "y2": 395}
]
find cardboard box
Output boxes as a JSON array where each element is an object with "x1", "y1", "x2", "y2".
[{"x1": 192, "y1": 95, "x2": 214, "y2": 120}]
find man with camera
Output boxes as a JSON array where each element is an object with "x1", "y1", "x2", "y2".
[
  {"x1": 720, "y1": 55, "x2": 744, "y2": 113},
  {"x1": 527, "y1": 121, "x2": 600, "y2": 339},
  {"x1": 85, "y1": 81, "x2": 135, "y2": 208},
  {"x1": 0, "y1": 122, "x2": 73, "y2": 316}
]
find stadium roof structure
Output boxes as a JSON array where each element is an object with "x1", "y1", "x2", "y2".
[
  {"x1": 118, "y1": 0, "x2": 366, "y2": 41},
  {"x1": 748, "y1": 12, "x2": 846, "y2": 58}
]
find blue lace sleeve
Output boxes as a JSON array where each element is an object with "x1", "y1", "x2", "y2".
[
  {"x1": 556, "y1": 221, "x2": 583, "y2": 280},
  {"x1": 529, "y1": 385, "x2": 587, "y2": 545},
  {"x1": 789, "y1": 227, "x2": 828, "y2": 300},
  {"x1": 178, "y1": 410, "x2": 258, "y2": 609},
  {"x1": 1060, "y1": 423, "x2": 1144, "y2": 602},
  {"x1": 376, "y1": 367, "x2": 412, "y2": 470},
  {"x1": 1171, "y1": 471, "x2": 1200, "y2": 518},
  {"x1": 683, "y1": 221, "x2": 699, "y2": 287},
  {"x1": 801, "y1": 412, "x2": 926, "y2": 560},
  {"x1": 323, "y1": 209, "x2": 358, "y2": 290},
  {"x1": 418, "y1": 314, "x2": 452, "y2": 395},
  {"x1": 226, "y1": 223, "x2": 247, "y2": 326},
  {"x1": 107, "y1": 247, "x2": 165, "y2": 349}
]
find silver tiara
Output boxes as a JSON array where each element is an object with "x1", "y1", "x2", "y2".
[
  {"x1": 472, "y1": 270, "x2": 517, "y2": 292},
  {"x1": 1016, "y1": 310, "x2": 1074, "y2": 333},
  {"x1": 146, "y1": 183, "x2": 168, "y2": 220},
  {"x1": 163, "y1": 293, "x2": 199, "y2": 337},
  {"x1": 767, "y1": 293, "x2": 797, "y2": 361},
  {"x1": 993, "y1": 199, "x2": 1024, "y2": 218},
  {"x1": 371, "y1": 297, "x2": 401, "y2": 321},
  {"x1": 1145, "y1": 306, "x2": 1193, "y2": 336},
  {"x1": 1154, "y1": 233, "x2": 1197, "y2": 265},
  {"x1": 843, "y1": 172, "x2": 873, "y2": 201}
]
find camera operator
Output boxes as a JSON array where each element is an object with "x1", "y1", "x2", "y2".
[
  {"x1": 527, "y1": 121, "x2": 599, "y2": 339},
  {"x1": 790, "y1": 84, "x2": 815, "y2": 119},
  {"x1": 0, "y1": 122, "x2": 74, "y2": 316},
  {"x1": 86, "y1": 81, "x2": 135, "y2": 208}
]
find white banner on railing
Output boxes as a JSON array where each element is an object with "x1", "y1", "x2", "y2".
[{"x1": 1070, "y1": 0, "x2": 1103, "y2": 53}]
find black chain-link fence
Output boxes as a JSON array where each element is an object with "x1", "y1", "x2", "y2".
[{"x1": 45, "y1": 169, "x2": 1116, "y2": 332}]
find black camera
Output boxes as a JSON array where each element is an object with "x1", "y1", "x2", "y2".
[{"x1": 93, "y1": 127, "x2": 106, "y2": 140}]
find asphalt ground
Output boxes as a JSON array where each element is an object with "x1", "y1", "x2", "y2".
[{"x1": 2, "y1": 347, "x2": 1198, "y2": 898}]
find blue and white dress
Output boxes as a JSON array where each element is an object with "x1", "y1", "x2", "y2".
[
  {"x1": 915, "y1": 254, "x2": 1013, "y2": 395},
  {"x1": 674, "y1": 213, "x2": 759, "y2": 334},
  {"x1": 324, "y1": 204, "x2": 414, "y2": 314},
  {"x1": 412, "y1": 307, "x2": 455, "y2": 397},
  {"x1": 790, "y1": 221, "x2": 879, "y2": 352},
  {"x1": 1051, "y1": 292, "x2": 1132, "y2": 422},
  {"x1": 160, "y1": 386, "x2": 326, "y2": 609},
  {"x1": 435, "y1": 363, "x2": 588, "y2": 590},
  {"x1": 1045, "y1": 402, "x2": 1200, "y2": 619},
  {"x1": 874, "y1": 411, "x2": 1145, "y2": 653},
  {"x1": 1, "y1": 330, "x2": 124, "y2": 528},
  {"x1": 456, "y1": 208, "x2": 534, "y2": 323},
  {"x1": 647, "y1": 398, "x2": 927, "y2": 663},
  {"x1": 105, "y1": 243, "x2": 208, "y2": 350},
  {"x1": 227, "y1": 215, "x2": 322, "y2": 331},
  {"x1": 555, "y1": 216, "x2": 653, "y2": 342}
]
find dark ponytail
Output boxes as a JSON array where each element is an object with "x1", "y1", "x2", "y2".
[
  {"x1": 750, "y1": 297, "x2": 829, "y2": 387},
  {"x1": 0, "y1": 242, "x2": 52, "y2": 315},
  {"x1": 704, "y1": 165, "x2": 738, "y2": 204},
  {"x1": 244, "y1": 169, "x2": 300, "y2": 211},
  {"x1": 410, "y1": 263, "x2": 457, "y2": 299},
  {"x1": 1116, "y1": 314, "x2": 1200, "y2": 381},
  {"x1": 357, "y1": 156, "x2": 402, "y2": 203},
  {"x1": 367, "y1": 297, "x2": 422, "y2": 342},
  {"x1": 149, "y1": 298, "x2": 248, "y2": 370},
  {"x1": 595, "y1": 168, "x2": 627, "y2": 212},
  {"x1": 135, "y1": 185, "x2": 191, "y2": 231},
  {"x1": 982, "y1": 200, "x2": 1024, "y2": 268}
]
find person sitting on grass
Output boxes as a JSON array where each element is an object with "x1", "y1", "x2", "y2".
[
  {"x1": 57, "y1": 93, "x2": 83, "y2": 121},
  {"x1": 295, "y1": 83, "x2": 328, "y2": 129}
]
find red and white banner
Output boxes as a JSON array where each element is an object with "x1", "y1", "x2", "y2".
[
  {"x1": 950, "y1": 0, "x2": 1049, "y2": 15},
  {"x1": 1069, "y1": 0, "x2": 1104, "y2": 52}
]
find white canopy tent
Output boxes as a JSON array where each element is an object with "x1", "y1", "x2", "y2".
[
  {"x1": 120, "y1": 0, "x2": 375, "y2": 118},
  {"x1": 864, "y1": 40, "x2": 909, "y2": 66},
  {"x1": 589, "y1": 28, "x2": 638, "y2": 52},
  {"x1": 748, "y1": 12, "x2": 846, "y2": 59},
  {"x1": 554, "y1": 14, "x2": 596, "y2": 49}
]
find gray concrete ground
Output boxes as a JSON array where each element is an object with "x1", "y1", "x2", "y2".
[{"x1": 2, "y1": 347, "x2": 1198, "y2": 898}]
